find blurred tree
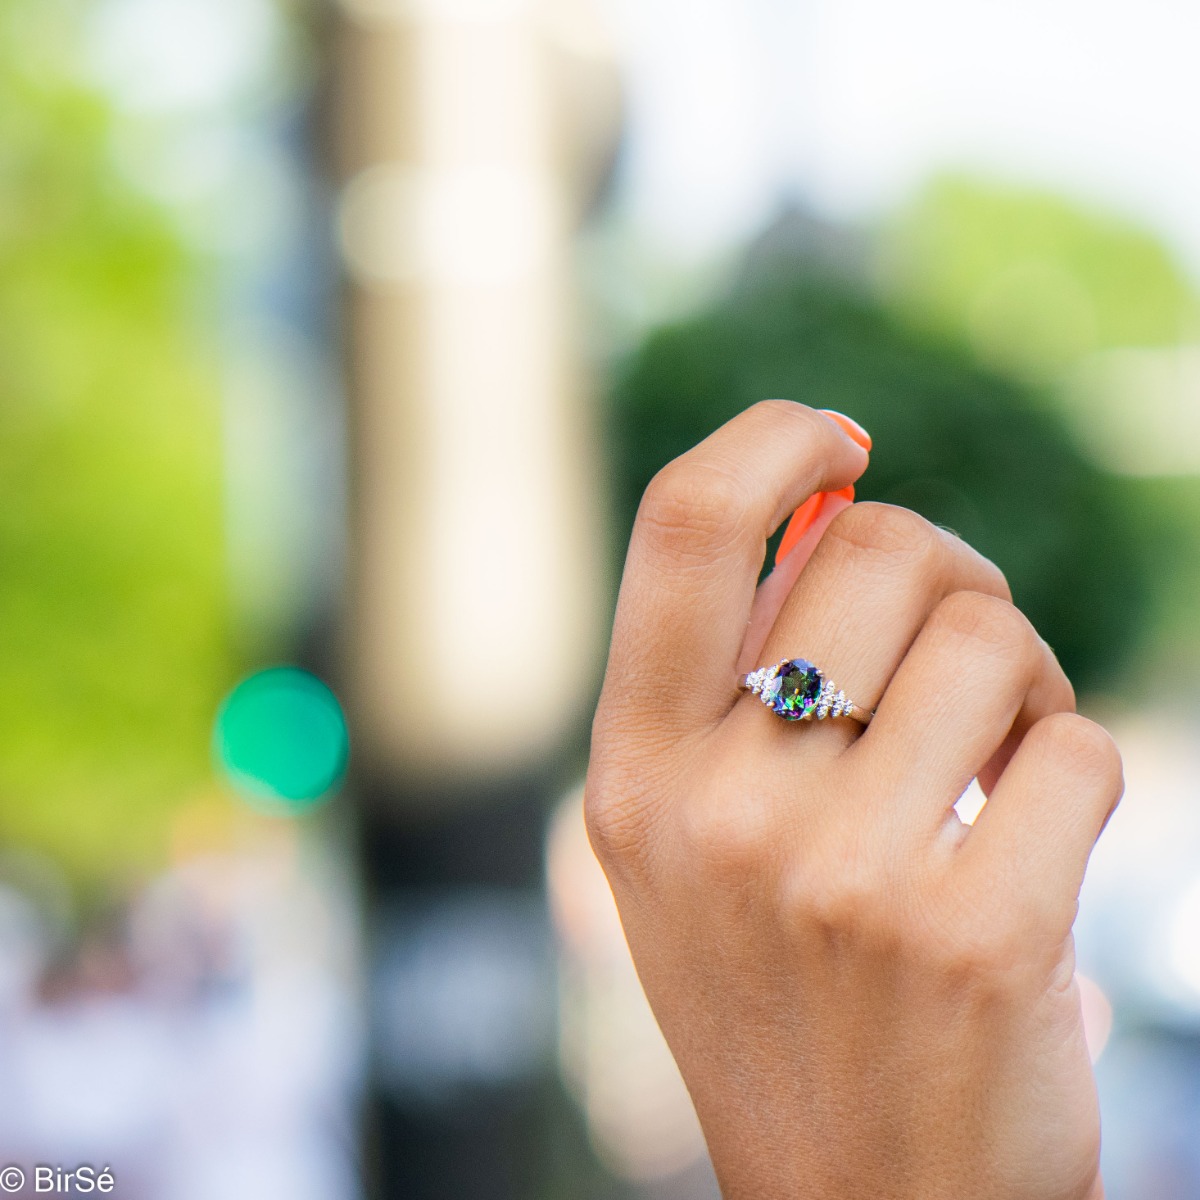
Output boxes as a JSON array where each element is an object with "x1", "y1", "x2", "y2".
[
  {"x1": 0, "y1": 0, "x2": 232, "y2": 880},
  {"x1": 879, "y1": 176, "x2": 1200, "y2": 688},
  {"x1": 881, "y1": 174, "x2": 1200, "y2": 381},
  {"x1": 607, "y1": 257, "x2": 1151, "y2": 694}
]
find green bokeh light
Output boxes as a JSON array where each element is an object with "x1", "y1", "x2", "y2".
[{"x1": 215, "y1": 668, "x2": 349, "y2": 812}]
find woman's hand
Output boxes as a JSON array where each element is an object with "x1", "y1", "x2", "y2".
[{"x1": 585, "y1": 401, "x2": 1121, "y2": 1200}]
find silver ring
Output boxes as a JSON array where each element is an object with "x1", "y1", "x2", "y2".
[{"x1": 738, "y1": 659, "x2": 872, "y2": 725}]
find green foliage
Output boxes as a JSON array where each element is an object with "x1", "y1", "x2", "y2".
[
  {"x1": 608, "y1": 270, "x2": 1151, "y2": 693},
  {"x1": 0, "y1": 0, "x2": 233, "y2": 879},
  {"x1": 882, "y1": 175, "x2": 1200, "y2": 378}
]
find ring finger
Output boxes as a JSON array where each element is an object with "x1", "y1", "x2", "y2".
[{"x1": 731, "y1": 502, "x2": 1010, "y2": 755}]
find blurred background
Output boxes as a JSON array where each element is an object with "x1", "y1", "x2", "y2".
[{"x1": 3, "y1": 0, "x2": 1200, "y2": 1196}]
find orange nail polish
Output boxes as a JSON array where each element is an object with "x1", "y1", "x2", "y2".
[
  {"x1": 774, "y1": 418, "x2": 866, "y2": 569},
  {"x1": 775, "y1": 485, "x2": 856, "y2": 567},
  {"x1": 820, "y1": 409, "x2": 872, "y2": 452},
  {"x1": 776, "y1": 493, "x2": 825, "y2": 565}
]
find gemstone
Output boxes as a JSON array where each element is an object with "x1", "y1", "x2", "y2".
[{"x1": 762, "y1": 659, "x2": 823, "y2": 720}]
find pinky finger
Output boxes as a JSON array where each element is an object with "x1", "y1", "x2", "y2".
[{"x1": 959, "y1": 713, "x2": 1124, "y2": 931}]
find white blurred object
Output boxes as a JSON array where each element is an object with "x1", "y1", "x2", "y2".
[
  {"x1": 339, "y1": 165, "x2": 558, "y2": 289},
  {"x1": 1074, "y1": 713, "x2": 1200, "y2": 1025},
  {"x1": 340, "y1": 0, "x2": 533, "y2": 25},
  {"x1": 1168, "y1": 876, "x2": 1200, "y2": 1001},
  {"x1": 0, "y1": 828, "x2": 363, "y2": 1200},
  {"x1": 1078, "y1": 972, "x2": 1114, "y2": 1064},
  {"x1": 88, "y1": 0, "x2": 278, "y2": 113},
  {"x1": 339, "y1": 0, "x2": 617, "y2": 781}
]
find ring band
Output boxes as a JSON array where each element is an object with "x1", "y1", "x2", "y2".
[{"x1": 738, "y1": 658, "x2": 872, "y2": 726}]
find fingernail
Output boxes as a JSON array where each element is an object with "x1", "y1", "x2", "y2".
[
  {"x1": 776, "y1": 493, "x2": 826, "y2": 565},
  {"x1": 775, "y1": 484, "x2": 856, "y2": 567},
  {"x1": 820, "y1": 409, "x2": 872, "y2": 452}
]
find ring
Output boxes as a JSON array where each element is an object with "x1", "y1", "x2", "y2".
[{"x1": 738, "y1": 659, "x2": 872, "y2": 725}]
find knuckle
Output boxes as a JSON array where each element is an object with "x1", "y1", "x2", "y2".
[
  {"x1": 936, "y1": 873, "x2": 1072, "y2": 983},
  {"x1": 637, "y1": 459, "x2": 747, "y2": 564},
  {"x1": 805, "y1": 878, "x2": 877, "y2": 943},
  {"x1": 779, "y1": 841, "x2": 891, "y2": 942},
  {"x1": 936, "y1": 530, "x2": 1013, "y2": 602},
  {"x1": 824, "y1": 502, "x2": 943, "y2": 571},
  {"x1": 941, "y1": 923, "x2": 1029, "y2": 983},
  {"x1": 928, "y1": 591, "x2": 1039, "y2": 666},
  {"x1": 583, "y1": 756, "x2": 654, "y2": 868},
  {"x1": 745, "y1": 398, "x2": 826, "y2": 441},
  {"x1": 583, "y1": 783, "x2": 645, "y2": 867},
  {"x1": 748, "y1": 397, "x2": 807, "y2": 424},
  {"x1": 916, "y1": 892, "x2": 1030, "y2": 984},
  {"x1": 1031, "y1": 712, "x2": 1124, "y2": 790}
]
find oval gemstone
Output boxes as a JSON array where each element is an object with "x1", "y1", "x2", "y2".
[{"x1": 764, "y1": 659, "x2": 823, "y2": 720}]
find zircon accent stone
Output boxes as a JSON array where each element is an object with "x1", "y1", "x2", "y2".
[
  {"x1": 747, "y1": 665, "x2": 778, "y2": 698},
  {"x1": 763, "y1": 659, "x2": 824, "y2": 721}
]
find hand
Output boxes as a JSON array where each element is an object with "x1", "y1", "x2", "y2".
[{"x1": 585, "y1": 401, "x2": 1121, "y2": 1200}]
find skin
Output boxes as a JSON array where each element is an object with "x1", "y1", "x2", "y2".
[{"x1": 585, "y1": 401, "x2": 1121, "y2": 1200}]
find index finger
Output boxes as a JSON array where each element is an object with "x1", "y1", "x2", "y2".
[{"x1": 598, "y1": 400, "x2": 869, "y2": 734}]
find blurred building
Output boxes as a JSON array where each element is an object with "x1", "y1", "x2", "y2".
[{"x1": 331, "y1": 1, "x2": 621, "y2": 1196}]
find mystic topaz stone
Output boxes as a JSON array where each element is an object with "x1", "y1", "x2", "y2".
[{"x1": 762, "y1": 659, "x2": 823, "y2": 720}]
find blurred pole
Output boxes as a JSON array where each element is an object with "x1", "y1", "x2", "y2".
[{"x1": 330, "y1": 0, "x2": 619, "y2": 1195}]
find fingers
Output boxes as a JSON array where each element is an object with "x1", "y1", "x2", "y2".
[
  {"x1": 959, "y1": 712, "x2": 1123, "y2": 929},
  {"x1": 600, "y1": 401, "x2": 868, "y2": 732},
  {"x1": 857, "y1": 591, "x2": 1076, "y2": 833},
  {"x1": 737, "y1": 503, "x2": 1011, "y2": 749},
  {"x1": 736, "y1": 492, "x2": 853, "y2": 676}
]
